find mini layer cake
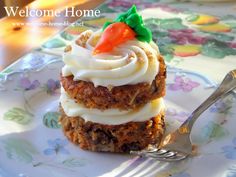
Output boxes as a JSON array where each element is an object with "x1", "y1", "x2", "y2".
[{"x1": 60, "y1": 5, "x2": 166, "y2": 153}]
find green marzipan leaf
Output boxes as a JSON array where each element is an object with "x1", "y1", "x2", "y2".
[
  {"x1": 135, "y1": 24, "x2": 152, "y2": 42},
  {"x1": 103, "y1": 5, "x2": 152, "y2": 43},
  {"x1": 62, "y1": 158, "x2": 87, "y2": 167},
  {"x1": 3, "y1": 107, "x2": 33, "y2": 125},
  {"x1": 2, "y1": 138, "x2": 38, "y2": 163},
  {"x1": 42, "y1": 38, "x2": 66, "y2": 49},
  {"x1": 126, "y1": 14, "x2": 142, "y2": 28},
  {"x1": 43, "y1": 112, "x2": 61, "y2": 129}
]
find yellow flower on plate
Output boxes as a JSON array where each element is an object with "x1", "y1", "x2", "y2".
[
  {"x1": 191, "y1": 14, "x2": 219, "y2": 25},
  {"x1": 172, "y1": 45, "x2": 201, "y2": 57},
  {"x1": 198, "y1": 23, "x2": 231, "y2": 33}
]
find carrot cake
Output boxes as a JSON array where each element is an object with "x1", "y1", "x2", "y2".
[{"x1": 59, "y1": 5, "x2": 166, "y2": 153}]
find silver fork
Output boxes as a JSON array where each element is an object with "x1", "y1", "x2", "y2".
[{"x1": 131, "y1": 70, "x2": 236, "y2": 162}]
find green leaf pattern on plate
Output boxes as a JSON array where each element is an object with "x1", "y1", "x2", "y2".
[
  {"x1": 207, "y1": 33, "x2": 235, "y2": 42},
  {"x1": 42, "y1": 38, "x2": 66, "y2": 49},
  {"x1": 43, "y1": 111, "x2": 61, "y2": 129},
  {"x1": 0, "y1": 68, "x2": 13, "y2": 79},
  {"x1": 143, "y1": 15, "x2": 236, "y2": 60},
  {"x1": 1, "y1": 68, "x2": 13, "y2": 74},
  {"x1": 3, "y1": 107, "x2": 33, "y2": 125},
  {"x1": 225, "y1": 22, "x2": 236, "y2": 29},
  {"x1": 201, "y1": 121, "x2": 229, "y2": 141},
  {"x1": 60, "y1": 31, "x2": 74, "y2": 41},
  {"x1": 2, "y1": 138, "x2": 38, "y2": 163},
  {"x1": 97, "y1": 4, "x2": 116, "y2": 13},
  {"x1": 62, "y1": 158, "x2": 87, "y2": 167},
  {"x1": 145, "y1": 18, "x2": 187, "y2": 30},
  {"x1": 201, "y1": 39, "x2": 236, "y2": 58}
]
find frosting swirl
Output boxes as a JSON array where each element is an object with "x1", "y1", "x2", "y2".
[{"x1": 62, "y1": 30, "x2": 160, "y2": 87}]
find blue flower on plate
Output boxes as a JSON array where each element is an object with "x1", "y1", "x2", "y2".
[
  {"x1": 222, "y1": 138, "x2": 236, "y2": 160},
  {"x1": 45, "y1": 79, "x2": 60, "y2": 95},
  {"x1": 172, "y1": 172, "x2": 191, "y2": 177},
  {"x1": 43, "y1": 138, "x2": 69, "y2": 155},
  {"x1": 19, "y1": 77, "x2": 40, "y2": 91},
  {"x1": 210, "y1": 100, "x2": 231, "y2": 114},
  {"x1": 168, "y1": 76, "x2": 200, "y2": 92}
]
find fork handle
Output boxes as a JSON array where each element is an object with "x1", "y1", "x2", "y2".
[{"x1": 180, "y1": 70, "x2": 236, "y2": 131}]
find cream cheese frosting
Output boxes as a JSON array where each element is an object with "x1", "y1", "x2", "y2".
[
  {"x1": 60, "y1": 88, "x2": 164, "y2": 125},
  {"x1": 62, "y1": 30, "x2": 160, "y2": 87}
]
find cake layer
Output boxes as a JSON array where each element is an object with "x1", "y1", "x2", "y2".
[
  {"x1": 59, "y1": 106, "x2": 165, "y2": 153},
  {"x1": 60, "y1": 87, "x2": 164, "y2": 125},
  {"x1": 61, "y1": 53, "x2": 166, "y2": 110},
  {"x1": 62, "y1": 30, "x2": 160, "y2": 87}
]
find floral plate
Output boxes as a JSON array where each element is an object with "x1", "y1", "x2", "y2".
[{"x1": 0, "y1": 52, "x2": 235, "y2": 177}]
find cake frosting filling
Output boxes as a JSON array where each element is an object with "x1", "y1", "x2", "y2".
[
  {"x1": 60, "y1": 88, "x2": 164, "y2": 125},
  {"x1": 62, "y1": 30, "x2": 160, "y2": 87}
]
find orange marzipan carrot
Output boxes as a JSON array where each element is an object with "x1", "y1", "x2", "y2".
[{"x1": 93, "y1": 22, "x2": 136, "y2": 55}]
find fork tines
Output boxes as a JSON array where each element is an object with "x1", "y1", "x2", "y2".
[{"x1": 130, "y1": 148, "x2": 188, "y2": 162}]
